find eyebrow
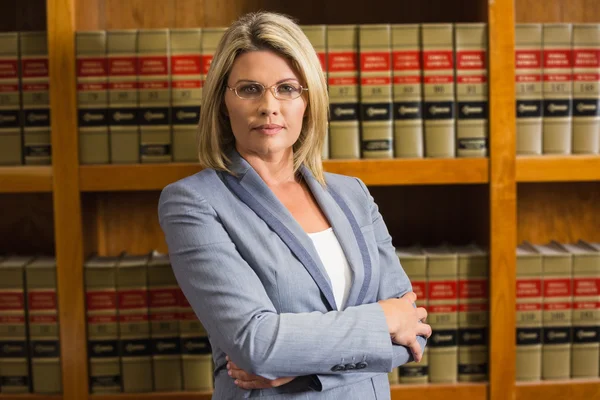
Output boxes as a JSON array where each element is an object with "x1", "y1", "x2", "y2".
[{"x1": 233, "y1": 78, "x2": 299, "y2": 85}]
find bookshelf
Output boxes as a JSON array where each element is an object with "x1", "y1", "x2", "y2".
[
  {"x1": 0, "y1": 0, "x2": 581, "y2": 399},
  {"x1": 0, "y1": 396, "x2": 62, "y2": 400}
]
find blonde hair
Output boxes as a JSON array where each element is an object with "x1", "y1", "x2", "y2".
[{"x1": 197, "y1": 11, "x2": 329, "y2": 185}]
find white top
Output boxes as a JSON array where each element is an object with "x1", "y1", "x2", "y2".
[{"x1": 307, "y1": 227, "x2": 353, "y2": 309}]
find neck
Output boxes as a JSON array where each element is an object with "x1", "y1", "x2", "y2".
[{"x1": 236, "y1": 146, "x2": 297, "y2": 186}]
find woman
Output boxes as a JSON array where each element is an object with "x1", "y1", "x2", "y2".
[{"x1": 158, "y1": 11, "x2": 431, "y2": 399}]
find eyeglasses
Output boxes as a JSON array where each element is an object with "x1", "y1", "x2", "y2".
[{"x1": 227, "y1": 81, "x2": 308, "y2": 100}]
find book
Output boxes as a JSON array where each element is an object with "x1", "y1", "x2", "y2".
[
  {"x1": 76, "y1": 31, "x2": 110, "y2": 164},
  {"x1": 0, "y1": 32, "x2": 22, "y2": 165},
  {"x1": 455, "y1": 23, "x2": 488, "y2": 157},
  {"x1": 170, "y1": 28, "x2": 202, "y2": 162},
  {"x1": 421, "y1": 23, "x2": 455, "y2": 158},
  {"x1": 108, "y1": 30, "x2": 139, "y2": 164},
  {"x1": 327, "y1": 25, "x2": 360, "y2": 159},
  {"x1": 85, "y1": 254, "x2": 122, "y2": 393},
  {"x1": 542, "y1": 24, "x2": 573, "y2": 154},
  {"x1": 391, "y1": 24, "x2": 423, "y2": 158},
  {"x1": 572, "y1": 24, "x2": 600, "y2": 154},
  {"x1": 138, "y1": 29, "x2": 172, "y2": 163},
  {"x1": 515, "y1": 243, "x2": 543, "y2": 381},
  {"x1": 515, "y1": 24, "x2": 543, "y2": 155},
  {"x1": 20, "y1": 32, "x2": 51, "y2": 165},
  {"x1": 359, "y1": 24, "x2": 393, "y2": 158}
]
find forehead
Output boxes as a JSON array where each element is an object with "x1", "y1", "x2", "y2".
[{"x1": 229, "y1": 50, "x2": 301, "y2": 83}]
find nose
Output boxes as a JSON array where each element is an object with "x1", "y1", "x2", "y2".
[{"x1": 257, "y1": 88, "x2": 280, "y2": 116}]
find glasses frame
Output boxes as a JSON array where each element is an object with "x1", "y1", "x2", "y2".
[{"x1": 226, "y1": 81, "x2": 309, "y2": 100}]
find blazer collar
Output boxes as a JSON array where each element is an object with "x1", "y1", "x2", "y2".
[{"x1": 222, "y1": 149, "x2": 369, "y2": 310}]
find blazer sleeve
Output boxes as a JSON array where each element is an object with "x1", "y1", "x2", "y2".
[
  {"x1": 158, "y1": 181, "x2": 396, "y2": 381},
  {"x1": 311, "y1": 178, "x2": 427, "y2": 391}
]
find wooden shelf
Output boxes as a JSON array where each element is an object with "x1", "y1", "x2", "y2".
[
  {"x1": 0, "y1": 395, "x2": 62, "y2": 400},
  {"x1": 516, "y1": 378, "x2": 600, "y2": 400},
  {"x1": 79, "y1": 158, "x2": 489, "y2": 191},
  {"x1": 89, "y1": 383, "x2": 486, "y2": 400},
  {"x1": 516, "y1": 155, "x2": 600, "y2": 182},
  {"x1": 0, "y1": 166, "x2": 53, "y2": 193}
]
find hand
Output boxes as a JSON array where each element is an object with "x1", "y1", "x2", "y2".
[
  {"x1": 226, "y1": 356, "x2": 296, "y2": 390},
  {"x1": 377, "y1": 292, "x2": 432, "y2": 363}
]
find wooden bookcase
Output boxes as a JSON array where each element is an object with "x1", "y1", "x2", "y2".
[{"x1": 0, "y1": 0, "x2": 598, "y2": 399}]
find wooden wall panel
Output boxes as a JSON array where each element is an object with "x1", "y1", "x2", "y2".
[
  {"x1": 0, "y1": 194, "x2": 55, "y2": 255},
  {"x1": 516, "y1": 0, "x2": 600, "y2": 23},
  {"x1": 518, "y1": 182, "x2": 600, "y2": 244}
]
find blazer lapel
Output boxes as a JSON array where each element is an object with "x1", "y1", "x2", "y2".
[{"x1": 222, "y1": 151, "x2": 338, "y2": 311}]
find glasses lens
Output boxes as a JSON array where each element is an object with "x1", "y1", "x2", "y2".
[
  {"x1": 275, "y1": 82, "x2": 303, "y2": 100},
  {"x1": 236, "y1": 83, "x2": 264, "y2": 99}
]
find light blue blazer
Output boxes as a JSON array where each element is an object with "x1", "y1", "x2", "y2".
[{"x1": 158, "y1": 150, "x2": 427, "y2": 399}]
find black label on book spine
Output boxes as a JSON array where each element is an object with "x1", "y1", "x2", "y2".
[
  {"x1": 459, "y1": 327, "x2": 488, "y2": 346},
  {"x1": 543, "y1": 99, "x2": 572, "y2": 117},
  {"x1": 399, "y1": 365, "x2": 428, "y2": 377},
  {"x1": 429, "y1": 329, "x2": 458, "y2": 347},
  {"x1": 330, "y1": 103, "x2": 359, "y2": 122},
  {"x1": 516, "y1": 100, "x2": 543, "y2": 118},
  {"x1": 424, "y1": 101, "x2": 454, "y2": 120},
  {"x1": 140, "y1": 144, "x2": 171, "y2": 157},
  {"x1": 88, "y1": 339, "x2": 119, "y2": 358},
  {"x1": 362, "y1": 140, "x2": 392, "y2": 152},
  {"x1": 152, "y1": 337, "x2": 181, "y2": 356},
  {"x1": 1, "y1": 376, "x2": 29, "y2": 388},
  {"x1": 572, "y1": 99, "x2": 600, "y2": 117},
  {"x1": 516, "y1": 327, "x2": 542, "y2": 345},
  {"x1": 0, "y1": 110, "x2": 21, "y2": 127},
  {"x1": 0, "y1": 340, "x2": 28, "y2": 358},
  {"x1": 181, "y1": 336, "x2": 211, "y2": 355},
  {"x1": 458, "y1": 101, "x2": 488, "y2": 120},
  {"x1": 393, "y1": 101, "x2": 422, "y2": 120},
  {"x1": 23, "y1": 109, "x2": 51, "y2": 127},
  {"x1": 90, "y1": 375, "x2": 122, "y2": 389},
  {"x1": 543, "y1": 326, "x2": 571, "y2": 345},
  {"x1": 25, "y1": 145, "x2": 51, "y2": 157},
  {"x1": 458, "y1": 363, "x2": 488, "y2": 375},
  {"x1": 109, "y1": 107, "x2": 139, "y2": 126},
  {"x1": 360, "y1": 103, "x2": 392, "y2": 121},
  {"x1": 458, "y1": 138, "x2": 488, "y2": 150},
  {"x1": 171, "y1": 106, "x2": 200, "y2": 125},
  {"x1": 30, "y1": 340, "x2": 60, "y2": 358},
  {"x1": 572, "y1": 326, "x2": 599, "y2": 344},
  {"x1": 139, "y1": 107, "x2": 170, "y2": 125},
  {"x1": 78, "y1": 108, "x2": 108, "y2": 127},
  {"x1": 120, "y1": 338, "x2": 152, "y2": 357}
]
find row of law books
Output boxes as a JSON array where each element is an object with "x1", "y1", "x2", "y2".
[
  {"x1": 85, "y1": 251, "x2": 213, "y2": 393},
  {"x1": 515, "y1": 240, "x2": 600, "y2": 381},
  {"x1": 516, "y1": 23, "x2": 600, "y2": 155},
  {"x1": 0, "y1": 255, "x2": 61, "y2": 394},
  {"x1": 76, "y1": 22, "x2": 489, "y2": 165},
  {"x1": 0, "y1": 32, "x2": 51, "y2": 166}
]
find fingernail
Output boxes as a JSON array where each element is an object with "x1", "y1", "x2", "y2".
[
  {"x1": 234, "y1": 380, "x2": 239, "y2": 385},
  {"x1": 227, "y1": 363, "x2": 230, "y2": 370},
  {"x1": 228, "y1": 370, "x2": 232, "y2": 376}
]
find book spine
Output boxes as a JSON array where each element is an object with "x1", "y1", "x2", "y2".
[
  {"x1": 455, "y1": 23, "x2": 488, "y2": 157},
  {"x1": 327, "y1": 25, "x2": 360, "y2": 159},
  {"x1": 138, "y1": 29, "x2": 171, "y2": 163},
  {"x1": 571, "y1": 265, "x2": 599, "y2": 377},
  {"x1": 515, "y1": 24, "x2": 543, "y2": 155},
  {"x1": 542, "y1": 269, "x2": 572, "y2": 379},
  {"x1": 77, "y1": 31, "x2": 110, "y2": 164},
  {"x1": 20, "y1": 32, "x2": 51, "y2": 165},
  {"x1": 149, "y1": 270, "x2": 182, "y2": 390},
  {"x1": 399, "y1": 276, "x2": 428, "y2": 383},
  {"x1": 0, "y1": 32, "x2": 22, "y2": 165},
  {"x1": 0, "y1": 265, "x2": 29, "y2": 393},
  {"x1": 391, "y1": 24, "x2": 423, "y2": 158},
  {"x1": 421, "y1": 24, "x2": 456, "y2": 158},
  {"x1": 542, "y1": 24, "x2": 573, "y2": 154},
  {"x1": 515, "y1": 272, "x2": 543, "y2": 381},
  {"x1": 179, "y1": 290, "x2": 213, "y2": 391},
  {"x1": 108, "y1": 30, "x2": 139, "y2": 164},
  {"x1": 359, "y1": 24, "x2": 393, "y2": 159},
  {"x1": 170, "y1": 29, "x2": 202, "y2": 162},
  {"x1": 86, "y1": 264, "x2": 121, "y2": 393},
  {"x1": 572, "y1": 24, "x2": 600, "y2": 154},
  {"x1": 27, "y1": 265, "x2": 61, "y2": 393}
]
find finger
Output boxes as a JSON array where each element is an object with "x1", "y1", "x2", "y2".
[
  {"x1": 402, "y1": 291, "x2": 417, "y2": 303},
  {"x1": 269, "y1": 377, "x2": 295, "y2": 388},
  {"x1": 235, "y1": 378, "x2": 271, "y2": 390},
  {"x1": 409, "y1": 339, "x2": 422, "y2": 363},
  {"x1": 228, "y1": 366, "x2": 262, "y2": 382},
  {"x1": 416, "y1": 307, "x2": 428, "y2": 322},
  {"x1": 417, "y1": 322, "x2": 432, "y2": 339}
]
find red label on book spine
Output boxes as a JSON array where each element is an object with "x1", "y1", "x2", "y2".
[
  {"x1": 573, "y1": 49, "x2": 600, "y2": 67},
  {"x1": 457, "y1": 51, "x2": 486, "y2": 69},
  {"x1": 544, "y1": 50, "x2": 573, "y2": 68},
  {"x1": 429, "y1": 281, "x2": 457, "y2": 300},
  {"x1": 118, "y1": 289, "x2": 148, "y2": 309},
  {"x1": 392, "y1": 51, "x2": 420, "y2": 70},
  {"x1": 77, "y1": 58, "x2": 108, "y2": 77},
  {"x1": 459, "y1": 279, "x2": 488, "y2": 299},
  {"x1": 0, "y1": 292, "x2": 25, "y2": 310},
  {"x1": 360, "y1": 52, "x2": 391, "y2": 72},
  {"x1": 423, "y1": 51, "x2": 453, "y2": 70},
  {"x1": 515, "y1": 50, "x2": 542, "y2": 68},
  {"x1": 544, "y1": 279, "x2": 572, "y2": 297},
  {"x1": 28, "y1": 291, "x2": 57, "y2": 310},
  {"x1": 0, "y1": 60, "x2": 19, "y2": 78},
  {"x1": 22, "y1": 59, "x2": 49, "y2": 77},
  {"x1": 171, "y1": 55, "x2": 202, "y2": 75},
  {"x1": 86, "y1": 291, "x2": 117, "y2": 311},
  {"x1": 109, "y1": 57, "x2": 137, "y2": 76},
  {"x1": 517, "y1": 279, "x2": 542, "y2": 298},
  {"x1": 328, "y1": 52, "x2": 357, "y2": 72}
]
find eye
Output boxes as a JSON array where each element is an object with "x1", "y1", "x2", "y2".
[
  {"x1": 238, "y1": 83, "x2": 262, "y2": 95},
  {"x1": 278, "y1": 83, "x2": 300, "y2": 93}
]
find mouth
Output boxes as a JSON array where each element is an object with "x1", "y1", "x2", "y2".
[{"x1": 252, "y1": 124, "x2": 284, "y2": 135}]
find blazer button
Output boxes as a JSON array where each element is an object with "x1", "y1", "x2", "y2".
[
  {"x1": 345, "y1": 363, "x2": 357, "y2": 370},
  {"x1": 331, "y1": 364, "x2": 346, "y2": 372},
  {"x1": 356, "y1": 362, "x2": 368, "y2": 369}
]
